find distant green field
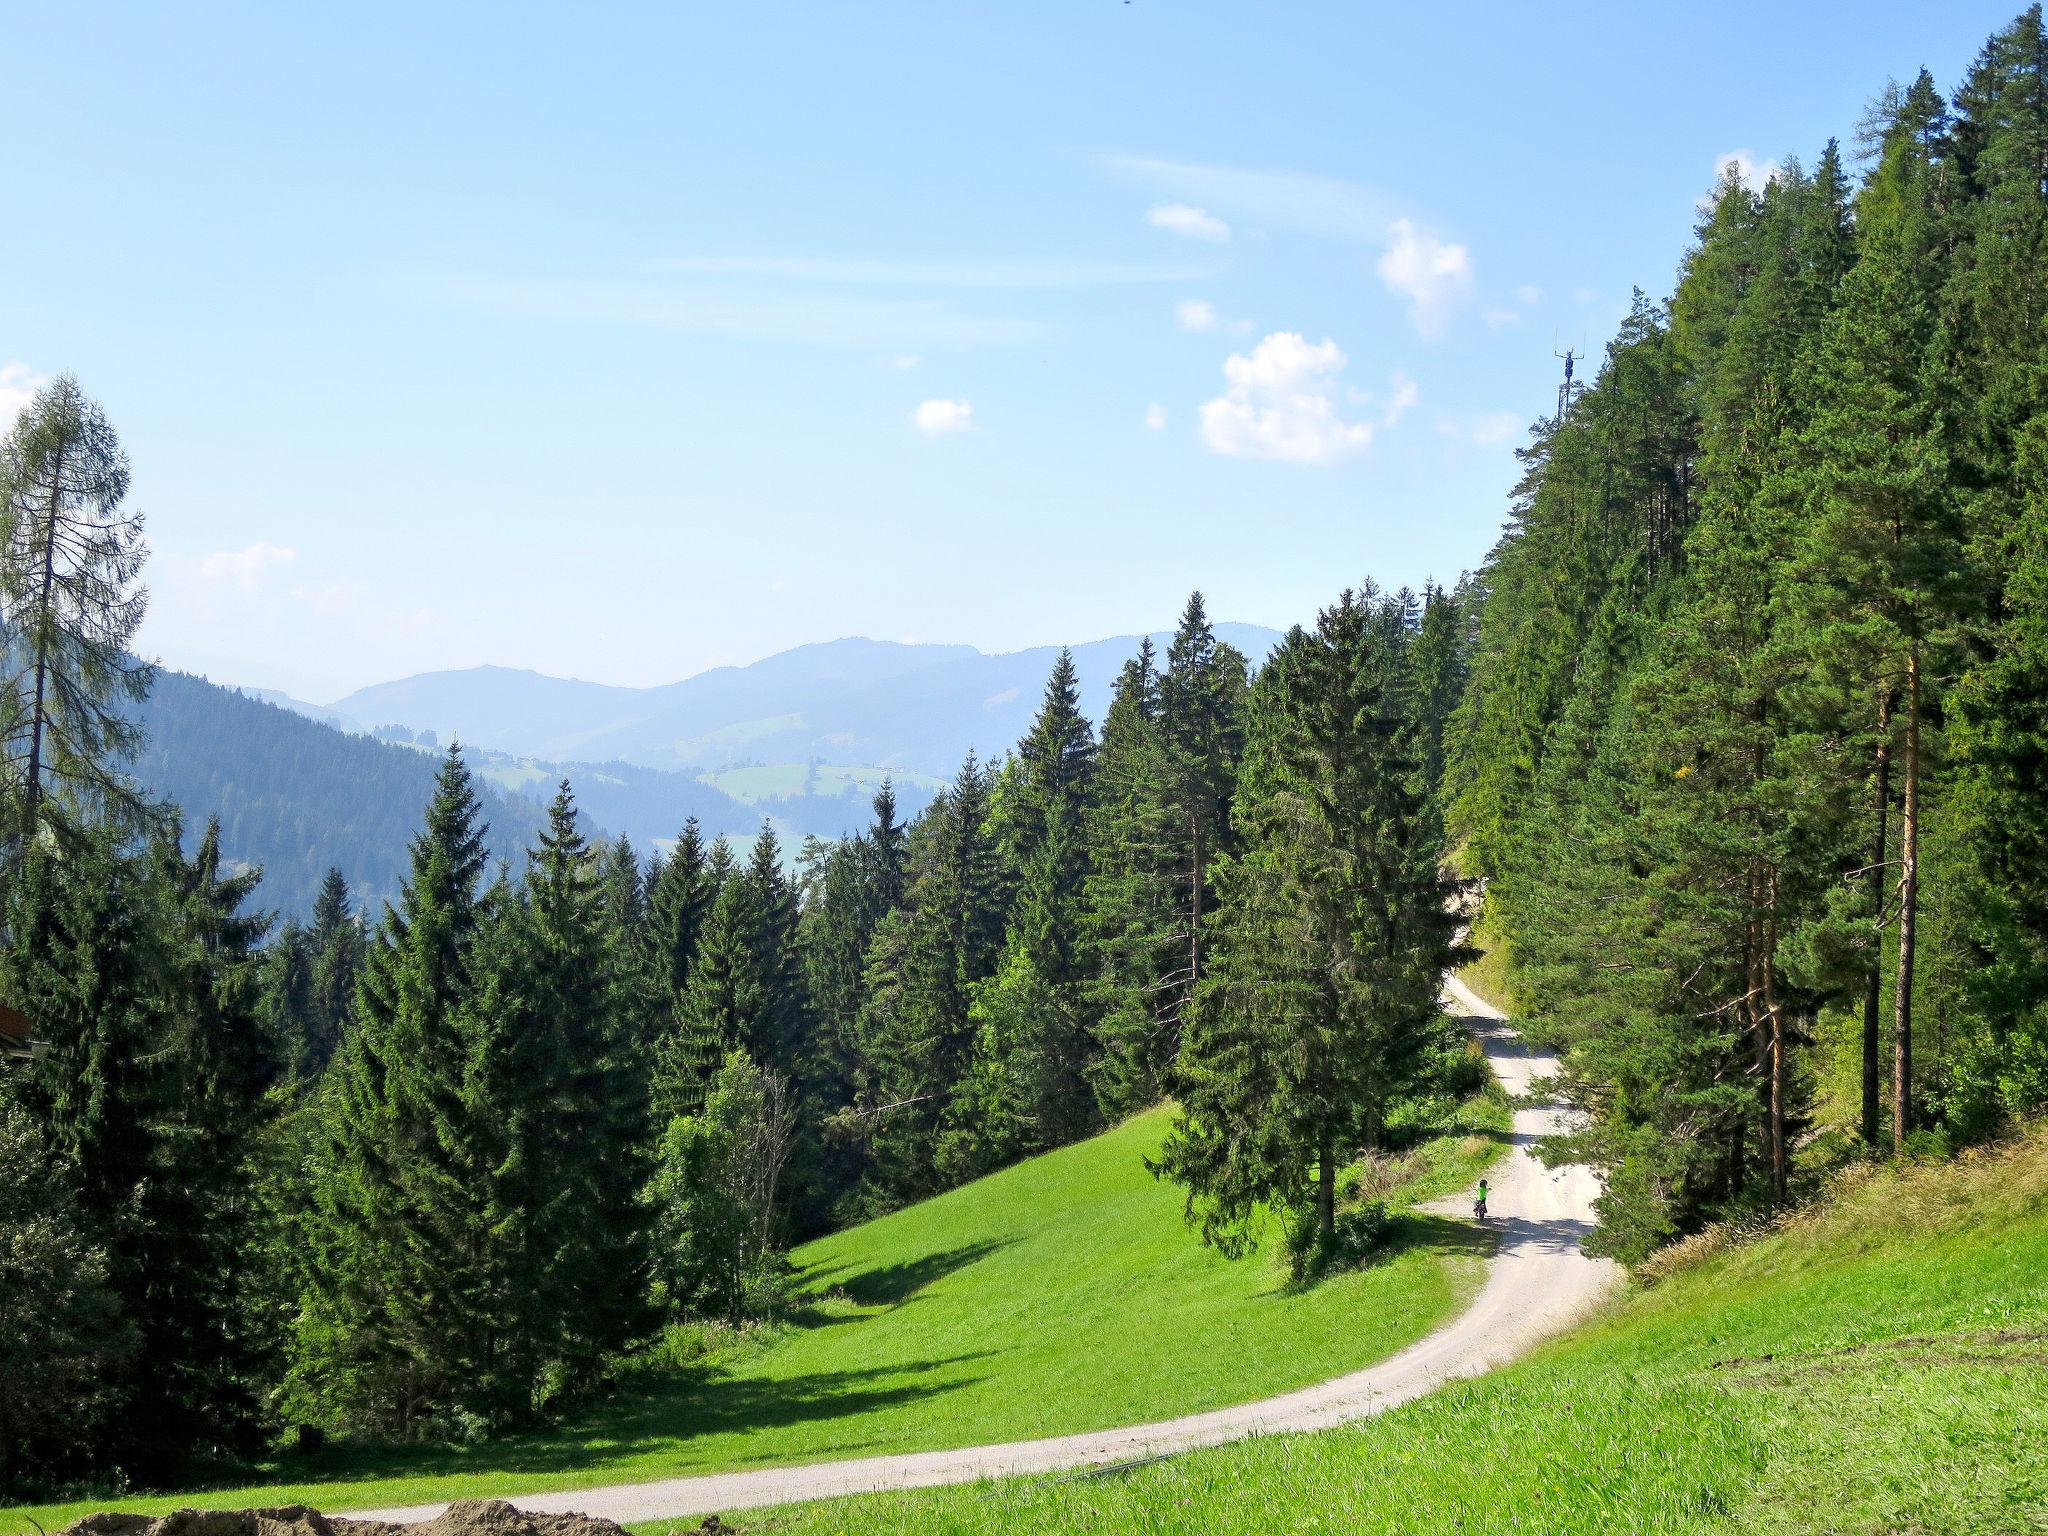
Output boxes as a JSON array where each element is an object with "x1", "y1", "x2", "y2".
[
  {"x1": 1, "y1": 1094, "x2": 1505, "y2": 1533},
  {"x1": 727, "y1": 1124, "x2": 2048, "y2": 1536},
  {"x1": 700, "y1": 763, "x2": 947, "y2": 807}
]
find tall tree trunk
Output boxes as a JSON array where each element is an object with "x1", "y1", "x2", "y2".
[
  {"x1": 1892, "y1": 650, "x2": 1921, "y2": 1149},
  {"x1": 1317, "y1": 1131, "x2": 1336, "y2": 1246},
  {"x1": 1187, "y1": 811, "x2": 1202, "y2": 1011},
  {"x1": 1862, "y1": 689, "x2": 1892, "y2": 1146},
  {"x1": 23, "y1": 442, "x2": 65, "y2": 830},
  {"x1": 1764, "y1": 873, "x2": 1786, "y2": 1203}
]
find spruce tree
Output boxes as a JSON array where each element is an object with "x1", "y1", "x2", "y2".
[
  {"x1": 302, "y1": 866, "x2": 364, "y2": 1078},
  {"x1": 660, "y1": 853, "x2": 762, "y2": 1122},
  {"x1": 1083, "y1": 638, "x2": 1183, "y2": 1113},
  {"x1": 1156, "y1": 594, "x2": 1249, "y2": 1051},
  {"x1": 1157, "y1": 593, "x2": 1464, "y2": 1263},
  {"x1": 298, "y1": 748, "x2": 491, "y2": 1435},
  {"x1": 742, "y1": 823, "x2": 808, "y2": 1081},
  {"x1": 644, "y1": 818, "x2": 715, "y2": 1050},
  {"x1": 523, "y1": 783, "x2": 653, "y2": 1390},
  {"x1": 1783, "y1": 87, "x2": 1973, "y2": 1146}
]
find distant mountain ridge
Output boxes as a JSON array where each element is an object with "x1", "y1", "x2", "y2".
[
  {"x1": 133, "y1": 626, "x2": 1281, "y2": 919},
  {"x1": 310, "y1": 626, "x2": 1286, "y2": 776}
]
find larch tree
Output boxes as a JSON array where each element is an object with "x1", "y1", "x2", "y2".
[{"x1": 0, "y1": 375, "x2": 152, "y2": 838}]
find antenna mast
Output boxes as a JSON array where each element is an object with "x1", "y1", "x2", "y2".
[{"x1": 1554, "y1": 344, "x2": 1581, "y2": 419}]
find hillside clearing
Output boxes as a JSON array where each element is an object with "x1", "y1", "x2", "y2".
[
  {"x1": 2, "y1": 1096, "x2": 1504, "y2": 1535},
  {"x1": 691, "y1": 1123, "x2": 2048, "y2": 1536}
]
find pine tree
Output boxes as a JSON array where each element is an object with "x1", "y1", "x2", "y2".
[
  {"x1": 944, "y1": 653, "x2": 1105, "y2": 1175},
  {"x1": 1155, "y1": 595, "x2": 1249, "y2": 1052},
  {"x1": 302, "y1": 866, "x2": 364, "y2": 1078},
  {"x1": 523, "y1": 783, "x2": 653, "y2": 1391},
  {"x1": 0, "y1": 1100, "x2": 131, "y2": 1498},
  {"x1": 298, "y1": 748, "x2": 491, "y2": 1435},
  {"x1": 644, "y1": 818, "x2": 715, "y2": 1051},
  {"x1": 860, "y1": 754, "x2": 1004, "y2": 1204},
  {"x1": 742, "y1": 823, "x2": 808, "y2": 1082},
  {"x1": 1083, "y1": 638, "x2": 1183, "y2": 1113},
  {"x1": 661, "y1": 854, "x2": 762, "y2": 1122},
  {"x1": 1783, "y1": 84, "x2": 1974, "y2": 1146},
  {"x1": 0, "y1": 375, "x2": 152, "y2": 837},
  {"x1": 1157, "y1": 592, "x2": 1464, "y2": 1265},
  {"x1": 6, "y1": 818, "x2": 278, "y2": 1478}
]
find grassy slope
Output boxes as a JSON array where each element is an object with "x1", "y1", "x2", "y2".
[
  {"x1": 700, "y1": 764, "x2": 947, "y2": 807},
  {"x1": 3, "y1": 1100, "x2": 1505, "y2": 1534},
  {"x1": 707, "y1": 1126, "x2": 2048, "y2": 1536}
]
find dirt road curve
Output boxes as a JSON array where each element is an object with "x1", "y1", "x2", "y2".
[{"x1": 349, "y1": 976, "x2": 1620, "y2": 1525}]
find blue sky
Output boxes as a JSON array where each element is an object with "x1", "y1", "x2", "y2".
[{"x1": 0, "y1": 1, "x2": 2019, "y2": 700}]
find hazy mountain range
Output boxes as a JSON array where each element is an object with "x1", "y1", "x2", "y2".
[
  {"x1": 288, "y1": 626, "x2": 1285, "y2": 778},
  {"x1": 134, "y1": 626, "x2": 1284, "y2": 918}
]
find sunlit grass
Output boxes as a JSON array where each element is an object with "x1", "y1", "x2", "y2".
[
  {"x1": 3, "y1": 1097, "x2": 1505, "y2": 1533},
  {"x1": 688, "y1": 1124, "x2": 2048, "y2": 1536}
]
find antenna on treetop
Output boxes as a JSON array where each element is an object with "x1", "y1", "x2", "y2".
[{"x1": 1553, "y1": 339, "x2": 1585, "y2": 419}]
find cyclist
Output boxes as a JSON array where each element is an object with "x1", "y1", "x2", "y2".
[{"x1": 1473, "y1": 1178, "x2": 1491, "y2": 1222}]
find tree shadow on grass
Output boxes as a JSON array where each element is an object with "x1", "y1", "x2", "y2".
[
  {"x1": 271, "y1": 1351, "x2": 996, "y2": 1491},
  {"x1": 1255, "y1": 1210, "x2": 1497, "y2": 1300},
  {"x1": 792, "y1": 1238, "x2": 1014, "y2": 1318}
]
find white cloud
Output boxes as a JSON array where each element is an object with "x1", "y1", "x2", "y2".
[
  {"x1": 1148, "y1": 203, "x2": 1232, "y2": 243},
  {"x1": 1377, "y1": 219, "x2": 1473, "y2": 335},
  {"x1": 195, "y1": 540, "x2": 298, "y2": 587},
  {"x1": 646, "y1": 255, "x2": 1201, "y2": 288},
  {"x1": 1199, "y1": 332, "x2": 1408, "y2": 466},
  {"x1": 0, "y1": 361, "x2": 49, "y2": 430},
  {"x1": 1145, "y1": 403, "x2": 1168, "y2": 430},
  {"x1": 1516, "y1": 284, "x2": 1542, "y2": 305},
  {"x1": 1714, "y1": 149, "x2": 1778, "y2": 195},
  {"x1": 1468, "y1": 410, "x2": 1523, "y2": 446},
  {"x1": 1176, "y1": 298, "x2": 1254, "y2": 335},
  {"x1": 912, "y1": 398, "x2": 974, "y2": 436},
  {"x1": 1105, "y1": 156, "x2": 1397, "y2": 243},
  {"x1": 892, "y1": 354, "x2": 921, "y2": 370},
  {"x1": 1435, "y1": 410, "x2": 1524, "y2": 447},
  {"x1": 455, "y1": 279, "x2": 1056, "y2": 351}
]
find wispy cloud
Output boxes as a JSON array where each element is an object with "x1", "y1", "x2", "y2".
[
  {"x1": 1437, "y1": 410, "x2": 1524, "y2": 447},
  {"x1": 642, "y1": 255, "x2": 1203, "y2": 288},
  {"x1": 1148, "y1": 203, "x2": 1231, "y2": 243},
  {"x1": 1108, "y1": 156, "x2": 1477, "y2": 335},
  {"x1": 452, "y1": 279, "x2": 1055, "y2": 350},
  {"x1": 1200, "y1": 332, "x2": 1411, "y2": 466},
  {"x1": 1104, "y1": 155, "x2": 1398, "y2": 243},
  {"x1": 195, "y1": 541, "x2": 298, "y2": 587},
  {"x1": 0, "y1": 361, "x2": 49, "y2": 429},
  {"x1": 1377, "y1": 219, "x2": 1473, "y2": 335},
  {"x1": 1176, "y1": 298, "x2": 1253, "y2": 335},
  {"x1": 1144, "y1": 402, "x2": 1168, "y2": 430},
  {"x1": 1713, "y1": 149, "x2": 1778, "y2": 195},
  {"x1": 912, "y1": 398, "x2": 974, "y2": 436}
]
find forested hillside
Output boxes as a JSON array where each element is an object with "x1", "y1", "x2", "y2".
[
  {"x1": 127, "y1": 670, "x2": 918, "y2": 919},
  {"x1": 314, "y1": 626, "x2": 1286, "y2": 777},
  {"x1": 1446, "y1": 8, "x2": 2048, "y2": 1260},
  {"x1": 129, "y1": 670, "x2": 547, "y2": 915},
  {"x1": 14, "y1": 9, "x2": 2048, "y2": 1529}
]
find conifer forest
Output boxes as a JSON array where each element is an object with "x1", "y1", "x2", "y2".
[{"x1": 5, "y1": 9, "x2": 2048, "y2": 1525}]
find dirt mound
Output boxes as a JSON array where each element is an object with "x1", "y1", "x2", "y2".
[{"x1": 59, "y1": 1500, "x2": 709, "y2": 1536}]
